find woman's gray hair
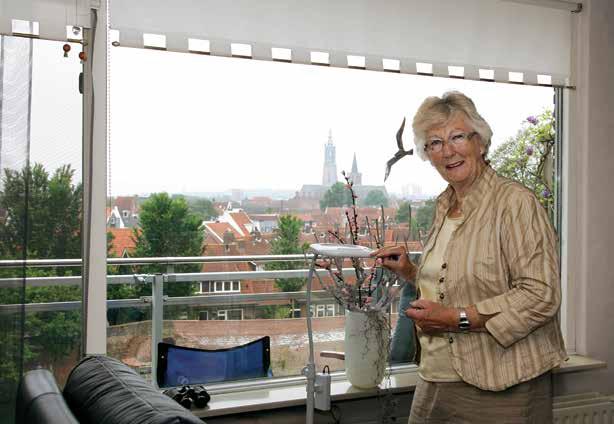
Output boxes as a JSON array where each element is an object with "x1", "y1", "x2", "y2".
[{"x1": 412, "y1": 91, "x2": 493, "y2": 161}]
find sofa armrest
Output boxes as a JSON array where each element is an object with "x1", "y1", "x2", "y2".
[
  {"x1": 16, "y1": 369, "x2": 78, "y2": 424},
  {"x1": 64, "y1": 355, "x2": 203, "y2": 424}
]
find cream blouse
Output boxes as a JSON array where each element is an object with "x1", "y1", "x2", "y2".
[{"x1": 417, "y1": 215, "x2": 463, "y2": 382}]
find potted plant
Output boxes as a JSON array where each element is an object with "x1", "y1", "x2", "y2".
[{"x1": 312, "y1": 172, "x2": 407, "y2": 389}]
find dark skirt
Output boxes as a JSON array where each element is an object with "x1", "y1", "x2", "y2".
[{"x1": 408, "y1": 372, "x2": 553, "y2": 424}]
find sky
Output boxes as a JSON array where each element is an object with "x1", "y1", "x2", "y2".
[{"x1": 27, "y1": 39, "x2": 554, "y2": 198}]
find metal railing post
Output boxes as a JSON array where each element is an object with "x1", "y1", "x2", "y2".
[{"x1": 151, "y1": 273, "x2": 164, "y2": 387}]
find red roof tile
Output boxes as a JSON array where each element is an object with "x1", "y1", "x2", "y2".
[
  {"x1": 228, "y1": 211, "x2": 253, "y2": 236},
  {"x1": 114, "y1": 196, "x2": 138, "y2": 213},
  {"x1": 204, "y1": 222, "x2": 243, "y2": 243},
  {"x1": 109, "y1": 228, "x2": 136, "y2": 257}
]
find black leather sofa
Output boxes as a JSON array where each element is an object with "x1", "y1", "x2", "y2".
[{"x1": 16, "y1": 355, "x2": 204, "y2": 424}]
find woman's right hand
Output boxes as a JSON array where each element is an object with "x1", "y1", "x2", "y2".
[{"x1": 370, "y1": 245, "x2": 417, "y2": 282}]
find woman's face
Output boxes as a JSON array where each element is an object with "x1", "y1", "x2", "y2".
[{"x1": 425, "y1": 113, "x2": 486, "y2": 192}]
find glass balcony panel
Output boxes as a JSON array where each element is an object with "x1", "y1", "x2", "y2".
[{"x1": 0, "y1": 35, "x2": 82, "y2": 423}]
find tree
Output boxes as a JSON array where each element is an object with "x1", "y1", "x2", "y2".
[
  {"x1": 396, "y1": 201, "x2": 411, "y2": 224},
  {"x1": 0, "y1": 164, "x2": 83, "y2": 381},
  {"x1": 395, "y1": 201, "x2": 419, "y2": 238},
  {"x1": 320, "y1": 182, "x2": 352, "y2": 210},
  {"x1": 362, "y1": 190, "x2": 389, "y2": 207},
  {"x1": 187, "y1": 198, "x2": 219, "y2": 221},
  {"x1": 0, "y1": 164, "x2": 82, "y2": 264},
  {"x1": 490, "y1": 110, "x2": 555, "y2": 216},
  {"x1": 415, "y1": 199, "x2": 436, "y2": 239},
  {"x1": 266, "y1": 215, "x2": 308, "y2": 292},
  {"x1": 133, "y1": 193, "x2": 204, "y2": 297}
]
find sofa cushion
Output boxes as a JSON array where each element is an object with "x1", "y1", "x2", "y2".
[
  {"x1": 63, "y1": 355, "x2": 203, "y2": 424},
  {"x1": 16, "y1": 369, "x2": 79, "y2": 424}
]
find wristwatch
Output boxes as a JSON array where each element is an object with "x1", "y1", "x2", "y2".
[{"x1": 458, "y1": 310, "x2": 471, "y2": 332}]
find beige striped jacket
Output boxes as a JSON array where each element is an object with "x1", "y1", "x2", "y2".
[{"x1": 415, "y1": 165, "x2": 567, "y2": 391}]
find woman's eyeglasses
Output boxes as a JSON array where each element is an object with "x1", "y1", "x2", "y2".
[{"x1": 425, "y1": 131, "x2": 477, "y2": 154}]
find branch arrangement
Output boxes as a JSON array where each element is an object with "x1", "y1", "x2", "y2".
[{"x1": 314, "y1": 172, "x2": 405, "y2": 313}]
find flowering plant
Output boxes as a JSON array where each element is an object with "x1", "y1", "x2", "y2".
[{"x1": 490, "y1": 110, "x2": 556, "y2": 215}]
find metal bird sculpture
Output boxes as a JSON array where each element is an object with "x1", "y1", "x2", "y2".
[{"x1": 384, "y1": 117, "x2": 414, "y2": 182}]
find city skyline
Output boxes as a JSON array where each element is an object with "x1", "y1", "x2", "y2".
[{"x1": 108, "y1": 48, "x2": 554, "y2": 198}]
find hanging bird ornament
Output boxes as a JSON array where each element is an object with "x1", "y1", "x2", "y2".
[{"x1": 384, "y1": 117, "x2": 413, "y2": 182}]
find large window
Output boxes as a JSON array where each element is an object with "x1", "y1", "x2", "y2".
[{"x1": 106, "y1": 45, "x2": 556, "y2": 382}]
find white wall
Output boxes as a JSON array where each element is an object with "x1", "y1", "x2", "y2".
[{"x1": 555, "y1": 0, "x2": 614, "y2": 396}]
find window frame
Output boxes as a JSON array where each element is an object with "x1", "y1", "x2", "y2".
[
  {"x1": 197, "y1": 280, "x2": 241, "y2": 294},
  {"x1": 90, "y1": 50, "x2": 572, "y2": 396},
  {"x1": 217, "y1": 309, "x2": 244, "y2": 321}
]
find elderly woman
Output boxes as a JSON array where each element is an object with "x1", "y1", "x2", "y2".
[{"x1": 373, "y1": 91, "x2": 566, "y2": 423}]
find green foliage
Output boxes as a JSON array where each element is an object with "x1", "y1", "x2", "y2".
[
  {"x1": 396, "y1": 201, "x2": 411, "y2": 224},
  {"x1": 27, "y1": 311, "x2": 81, "y2": 368},
  {"x1": 260, "y1": 305, "x2": 292, "y2": 319},
  {"x1": 186, "y1": 198, "x2": 219, "y2": 221},
  {"x1": 395, "y1": 201, "x2": 419, "y2": 237},
  {"x1": 415, "y1": 199, "x2": 436, "y2": 239},
  {"x1": 490, "y1": 110, "x2": 555, "y2": 215},
  {"x1": 0, "y1": 164, "x2": 82, "y2": 264},
  {"x1": 133, "y1": 193, "x2": 204, "y2": 297},
  {"x1": 0, "y1": 164, "x2": 84, "y2": 385},
  {"x1": 362, "y1": 190, "x2": 389, "y2": 207},
  {"x1": 266, "y1": 215, "x2": 308, "y2": 292},
  {"x1": 320, "y1": 182, "x2": 352, "y2": 210}
]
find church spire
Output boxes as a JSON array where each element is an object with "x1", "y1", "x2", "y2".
[
  {"x1": 322, "y1": 130, "x2": 338, "y2": 186},
  {"x1": 349, "y1": 152, "x2": 362, "y2": 185}
]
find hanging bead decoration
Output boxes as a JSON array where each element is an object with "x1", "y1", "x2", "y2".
[{"x1": 63, "y1": 44, "x2": 71, "y2": 58}]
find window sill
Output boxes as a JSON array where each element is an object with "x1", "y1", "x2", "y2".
[
  {"x1": 191, "y1": 355, "x2": 604, "y2": 418},
  {"x1": 553, "y1": 353, "x2": 606, "y2": 374}
]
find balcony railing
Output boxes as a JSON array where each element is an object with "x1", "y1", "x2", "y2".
[{"x1": 0, "y1": 253, "x2": 422, "y2": 385}]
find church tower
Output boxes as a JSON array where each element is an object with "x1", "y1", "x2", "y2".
[
  {"x1": 322, "y1": 129, "x2": 338, "y2": 186},
  {"x1": 348, "y1": 153, "x2": 362, "y2": 185}
]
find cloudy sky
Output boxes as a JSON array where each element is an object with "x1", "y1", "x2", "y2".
[{"x1": 28, "y1": 39, "x2": 554, "y2": 198}]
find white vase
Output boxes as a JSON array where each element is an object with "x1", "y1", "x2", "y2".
[{"x1": 344, "y1": 310, "x2": 389, "y2": 389}]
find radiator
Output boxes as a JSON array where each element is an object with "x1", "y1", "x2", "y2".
[{"x1": 554, "y1": 392, "x2": 614, "y2": 424}]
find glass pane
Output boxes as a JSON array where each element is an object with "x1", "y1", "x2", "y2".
[
  {"x1": 109, "y1": 45, "x2": 556, "y2": 383},
  {"x1": 106, "y1": 296, "x2": 153, "y2": 380},
  {"x1": 0, "y1": 36, "x2": 83, "y2": 422}
]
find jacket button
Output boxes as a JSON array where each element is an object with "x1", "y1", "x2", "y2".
[
  {"x1": 441, "y1": 263, "x2": 447, "y2": 269},
  {"x1": 439, "y1": 277, "x2": 444, "y2": 283},
  {"x1": 439, "y1": 293, "x2": 445, "y2": 300},
  {"x1": 449, "y1": 337, "x2": 454, "y2": 344}
]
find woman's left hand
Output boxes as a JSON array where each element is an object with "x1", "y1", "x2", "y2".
[{"x1": 405, "y1": 299, "x2": 456, "y2": 334}]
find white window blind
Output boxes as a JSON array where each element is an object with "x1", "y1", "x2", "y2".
[
  {"x1": 109, "y1": 0, "x2": 574, "y2": 86},
  {"x1": 1, "y1": 0, "x2": 575, "y2": 84},
  {"x1": 0, "y1": 0, "x2": 91, "y2": 40}
]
